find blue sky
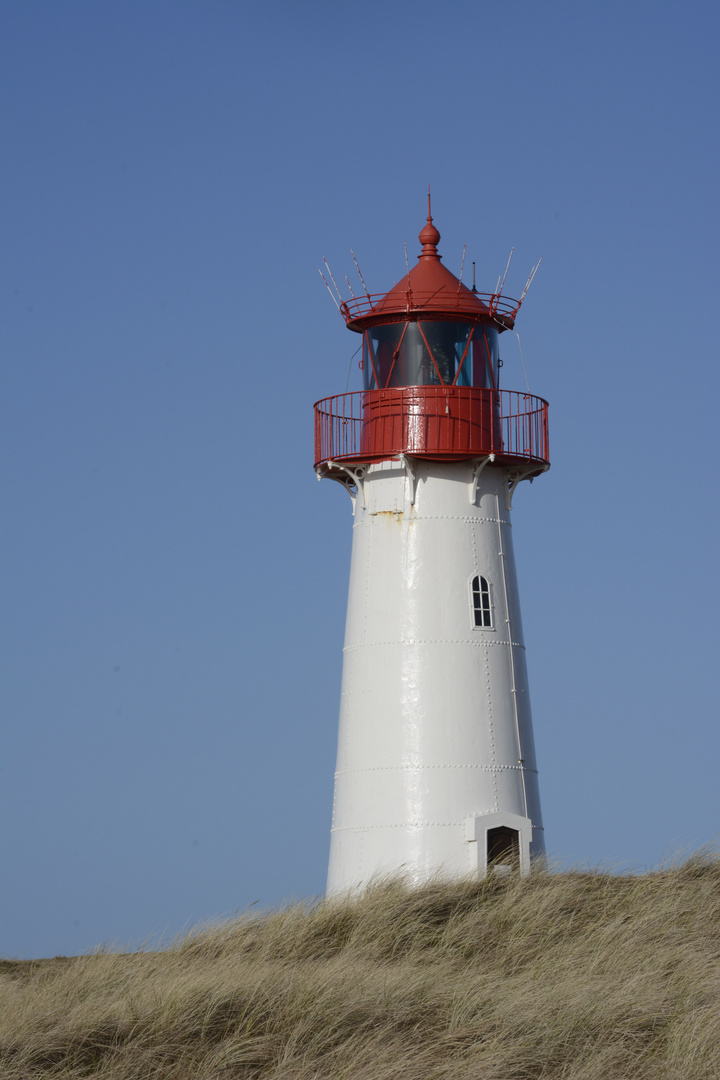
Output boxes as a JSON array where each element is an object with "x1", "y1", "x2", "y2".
[{"x1": 2, "y1": 0, "x2": 718, "y2": 958}]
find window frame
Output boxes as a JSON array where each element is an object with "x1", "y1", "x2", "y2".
[{"x1": 470, "y1": 574, "x2": 494, "y2": 630}]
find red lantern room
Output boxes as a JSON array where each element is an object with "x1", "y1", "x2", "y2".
[{"x1": 314, "y1": 203, "x2": 549, "y2": 476}]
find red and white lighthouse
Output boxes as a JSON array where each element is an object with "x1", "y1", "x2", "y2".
[{"x1": 315, "y1": 203, "x2": 549, "y2": 893}]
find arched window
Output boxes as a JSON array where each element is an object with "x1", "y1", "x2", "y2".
[{"x1": 471, "y1": 575, "x2": 492, "y2": 628}]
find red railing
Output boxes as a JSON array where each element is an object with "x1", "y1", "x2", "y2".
[
  {"x1": 314, "y1": 387, "x2": 549, "y2": 470},
  {"x1": 339, "y1": 290, "x2": 521, "y2": 325}
]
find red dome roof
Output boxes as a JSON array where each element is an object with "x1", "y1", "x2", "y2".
[{"x1": 341, "y1": 209, "x2": 519, "y2": 332}]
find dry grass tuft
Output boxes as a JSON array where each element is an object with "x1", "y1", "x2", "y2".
[{"x1": 1, "y1": 854, "x2": 719, "y2": 1078}]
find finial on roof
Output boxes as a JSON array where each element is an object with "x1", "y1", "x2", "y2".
[{"x1": 418, "y1": 186, "x2": 440, "y2": 257}]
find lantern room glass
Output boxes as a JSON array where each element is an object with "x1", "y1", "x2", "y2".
[{"x1": 363, "y1": 321, "x2": 499, "y2": 390}]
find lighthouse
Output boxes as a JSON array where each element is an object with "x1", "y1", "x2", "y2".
[{"x1": 315, "y1": 202, "x2": 549, "y2": 893}]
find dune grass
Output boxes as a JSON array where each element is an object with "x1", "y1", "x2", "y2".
[{"x1": 1, "y1": 854, "x2": 718, "y2": 1079}]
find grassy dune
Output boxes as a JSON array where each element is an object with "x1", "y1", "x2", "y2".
[{"x1": 1, "y1": 855, "x2": 718, "y2": 1079}]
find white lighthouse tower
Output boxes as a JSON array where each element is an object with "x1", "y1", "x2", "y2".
[{"x1": 315, "y1": 203, "x2": 549, "y2": 893}]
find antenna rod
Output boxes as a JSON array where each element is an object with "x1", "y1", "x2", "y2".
[
  {"x1": 518, "y1": 257, "x2": 542, "y2": 304},
  {"x1": 323, "y1": 258, "x2": 344, "y2": 304},
  {"x1": 472, "y1": 261, "x2": 477, "y2": 293},
  {"x1": 345, "y1": 274, "x2": 356, "y2": 299},
  {"x1": 351, "y1": 248, "x2": 371, "y2": 297},
  {"x1": 458, "y1": 243, "x2": 466, "y2": 288},
  {"x1": 403, "y1": 241, "x2": 413, "y2": 302},
  {"x1": 496, "y1": 246, "x2": 514, "y2": 296},
  {"x1": 318, "y1": 268, "x2": 340, "y2": 310}
]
